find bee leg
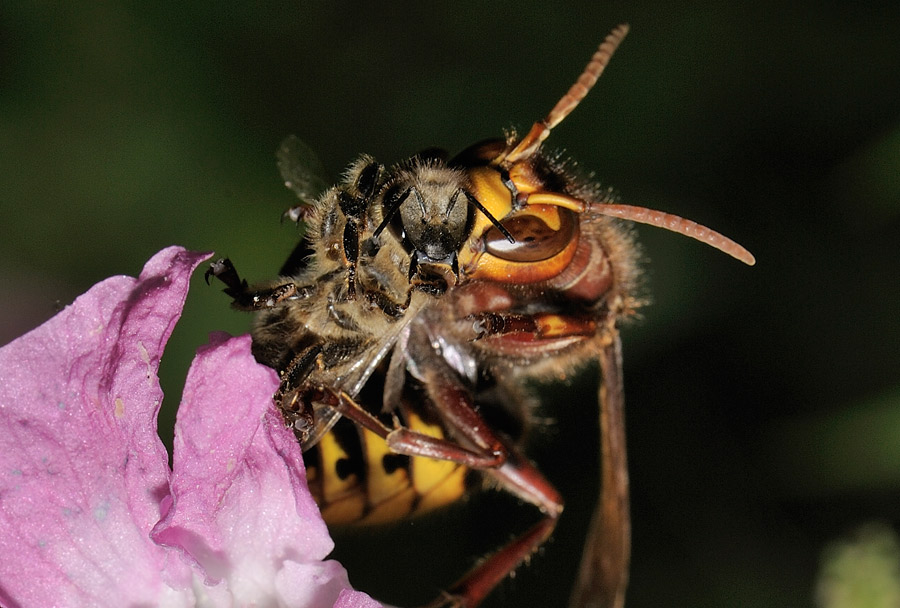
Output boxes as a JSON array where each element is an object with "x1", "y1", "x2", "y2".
[
  {"x1": 421, "y1": 446, "x2": 563, "y2": 608},
  {"x1": 570, "y1": 335, "x2": 630, "y2": 608},
  {"x1": 204, "y1": 257, "x2": 244, "y2": 292},
  {"x1": 275, "y1": 345, "x2": 324, "y2": 441},
  {"x1": 412, "y1": 366, "x2": 563, "y2": 608},
  {"x1": 336, "y1": 161, "x2": 383, "y2": 300},
  {"x1": 385, "y1": 426, "x2": 504, "y2": 468},
  {"x1": 281, "y1": 203, "x2": 314, "y2": 225},
  {"x1": 470, "y1": 312, "x2": 597, "y2": 342},
  {"x1": 313, "y1": 387, "x2": 507, "y2": 468},
  {"x1": 205, "y1": 257, "x2": 297, "y2": 311},
  {"x1": 343, "y1": 219, "x2": 360, "y2": 300}
]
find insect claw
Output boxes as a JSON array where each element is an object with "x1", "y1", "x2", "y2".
[
  {"x1": 204, "y1": 258, "x2": 253, "y2": 304},
  {"x1": 204, "y1": 258, "x2": 227, "y2": 285},
  {"x1": 471, "y1": 317, "x2": 487, "y2": 341},
  {"x1": 281, "y1": 204, "x2": 312, "y2": 224}
]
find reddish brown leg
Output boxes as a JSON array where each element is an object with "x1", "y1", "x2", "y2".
[
  {"x1": 410, "y1": 356, "x2": 564, "y2": 608},
  {"x1": 569, "y1": 336, "x2": 630, "y2": 608},
  {"x1": 422, "y1": 447, "x2": 564, "y2": 608},
  {"x1": 304, "y1": 386, "x2": 508, "y2": 469},
  {"x1": 304, "y1": 370, "x2": 564, "y2": 608},
  {"x1": 300, "y1": 322, "x2": 568, "y2": 607},
  {"x1": 469, "y1": 311, "x2": 597, "y2": 342}
]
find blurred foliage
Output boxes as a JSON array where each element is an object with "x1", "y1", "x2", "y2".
[
  {"x1": 816, "y1": 523, "x2": 900, "y2": 608},
  {"x1": 2, "y1": 1, "x2": 899, "y2": 606}
]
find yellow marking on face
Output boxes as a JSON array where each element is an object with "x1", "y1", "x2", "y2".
[{"x1": 459, "y1": 166, "x2": 514, "y2": 271}]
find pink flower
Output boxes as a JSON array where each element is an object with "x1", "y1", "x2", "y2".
[{"x1": 0, "y1": 247, "x2": 380, "y2": 608}]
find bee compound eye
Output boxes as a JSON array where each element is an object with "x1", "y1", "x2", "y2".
[{"x1": 484, "y1": 207, "x2": 577, "y2": 262}]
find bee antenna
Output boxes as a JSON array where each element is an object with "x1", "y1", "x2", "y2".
[
  {"x1": 594, "y1": 203, "x2": 756, "y2": 265},
  {"x1": 462, "y1": 190, "x2": 515, "y2": 243},
  {"x1": 374, "y1": 187, "x2": 411, "y2": 238},
  {"x1": 504, "y1": 24, "x2": 630, "y2": 164}
]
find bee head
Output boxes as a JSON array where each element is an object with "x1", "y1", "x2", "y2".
[{"x1": 376, "y1": 161, "x2": 471, "y2": 265}]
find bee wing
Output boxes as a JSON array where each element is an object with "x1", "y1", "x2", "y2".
[
  {"x1": 301, "y1": 406, "x2": 342, "y2": 451},
  {"x1": 277, "y1": 135, "x2": 328, "y2": 205},
  {"x1": 301, "y1": 298, "x2": 429, "y2": 450},
  {"x1": 570, "y1": 333, "x2": 631, "y2": 608}
]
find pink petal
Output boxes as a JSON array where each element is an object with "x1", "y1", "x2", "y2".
[
  {"x1": 0, "y1": 245, "x2": 380, "y2": 607},
  {"x1": 152, "y1": 333, "x2": 380, "y2": 607},
  {"x1": 332, "y1": 588, "x2": 388, "y2": 608},
  {"x1": 0, "y1": 247, "x2": 209, "y2": 607}
]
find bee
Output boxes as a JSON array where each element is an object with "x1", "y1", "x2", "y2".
[{"x1": 207, "y1": 24, "x2": 754, "y2": 608}]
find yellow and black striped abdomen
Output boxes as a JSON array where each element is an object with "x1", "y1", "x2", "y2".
[{"x1": 304, "y1": 410, "x2": 469, "y2": 526}]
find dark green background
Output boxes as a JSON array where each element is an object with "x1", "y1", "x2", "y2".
[{"x1": 2, "y1": 2, "x2": 899, "y2": 606}]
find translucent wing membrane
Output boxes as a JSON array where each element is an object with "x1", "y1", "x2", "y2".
[{"x1": 277, "y1": 135, "x2": 328, "y2": 205}]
